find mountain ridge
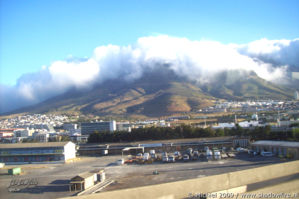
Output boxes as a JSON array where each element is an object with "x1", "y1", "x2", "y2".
[{"x1": 4, "y1": 68, "x2": 294, "y2": 118}]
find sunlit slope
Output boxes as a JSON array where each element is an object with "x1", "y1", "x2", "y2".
[{"x1": 6, "y1": 69, "x2": 293, "y2": 117}]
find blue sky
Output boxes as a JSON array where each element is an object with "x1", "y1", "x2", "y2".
[{"x1": 1, "y1": 0, "x2": 299, "y2": 86}]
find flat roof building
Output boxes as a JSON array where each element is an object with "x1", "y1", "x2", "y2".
[
  {"x1": 81, "y1": 121, "x2": 116, "y2": 135},
  {"x1": 0, "y1": 141, "x2": 76, "y2": 164},
  {"x1": 69, "y1": 172, "x2": 95, "y2": 192},
  {"x1": 251, "y1": 140, "x2": 299, "y2": 159},
  {"x1": 69, "y1": 170, "x2": 106, "y2": 192}
]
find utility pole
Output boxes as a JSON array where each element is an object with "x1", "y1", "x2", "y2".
[{"x1": 277, "y1": 111, "x2": 280, "y2": 127}]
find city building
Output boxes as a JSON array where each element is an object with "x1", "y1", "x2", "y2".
[
  {"x1": 116, "y1": 122, "x2": 131, "y2": 132},
  {"x1": 70, "y1": 135, "x2": 89, "y2": 143},
  {"x1": 212, "y1": 123, "x2": 235, "y2": 129},
  {"x1": 81, "y1": 121, "x2": 116, "y2": 135},
  {"x1": 295, "y1": 91, "x2": 299, "y2": 100},
  {"x1": 251, "y1": 140, "x2": 299, "y2": 159},
  {"x1": 0, "y1": 141, "x2": 76, "y2": 163},
  {"x1": 33, "y1": 132, "x2": 49, "y2": 142},
  {"x1": 14, "y1": 128, "x2": 34, "y2": 138},
  {"x1": 0, "y1": 129, "x2": 15, "y2": 138},
  {"x1": 166, "y1": 116, "x2": 190, "y2": 121},
  {"x1": 63, "y1": 123, "x2": 78, "y2": 131},
  {"x1": 233, "y1": 138, "x2": 250, "y2": 148}
]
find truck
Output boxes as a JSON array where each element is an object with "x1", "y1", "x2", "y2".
[
  {"x1": 206, "y1": 149, "x2": 213, "y2": 160},
  {"x1": 143, "y1": 153, "x2": 150, "y2": 160},
  {"x1": 174, "y1": 151, "x2": 181, "y2": 160},
  {"x1": 162, "y1": 155, "x2": 169, "y2": 163},
  {"x1": 168, "y1": 155, "x2": 175, "y2": 163},
  {"x1": 192, "y1": 150, "x2": 199, "y2": 160},
  {"x1": 213, "y1": 150, "x2": 221, "y2": 160}
]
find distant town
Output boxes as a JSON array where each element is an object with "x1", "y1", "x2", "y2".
[
  {"x1": 1, "y1": 99, "x2": 299, "y2": 199},
  {"x1": 0, "y1": 99, "x2": 298, "y2": 144}
]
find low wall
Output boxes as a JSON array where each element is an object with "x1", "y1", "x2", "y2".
[{"x1": 61, "y1": 160, "x2": 299, "y2": 199}]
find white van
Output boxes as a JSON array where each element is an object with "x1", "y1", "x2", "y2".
[{"x1": 143, "y1": 153, "x2": 150, "y2": 160}]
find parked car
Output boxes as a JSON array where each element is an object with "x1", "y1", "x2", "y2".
[
  {"x1": 168, "y1": 155, "x2": 175, "y2": 162},
  {"x1": 183, "y1": 154, "x2": 190, "y2": 162},
  {"x1": 261, "y1": 151, "x2": 274, "y2": 157},
  {"x1": 149, "y1": 150, "x2": 156, "y2": 155},
  {"x1": 204, "y1": 146, "x2": 209, "y2": 152},
  {"x1": 153, "y1": 170, "x2": 159, "y2": 175},
  {"x1": 186, "y1": 148, "x2": 193, "y2": 156},
  {"x1": 174, "y1": 151, "x2": 181, "y2": 160},
  {"x1": 227, "y1": 153, "x2": 236, "y2": 158},
  {"x1": 162, "y1": 155, "x2": 169, "y2": 163},
  {"x1": 199, "y1": 153, "x2": 206, "y2": 159},
  {"x1": 151, "y1": 153, "x2": 157, "y2": 159},
  {"x1": 117, "y1": 159, "x2": 124, "y2": 165},
  {"x1": 162, "y1": 152, "x2": 168, "y2": 156},
  {"x1": 213, "y1": 150, "x2": 221, "y2": 160},
  {"x1": 248, "y1": 150, "x2": 257, "y2": 156},
  {"x1": 221, "y1": 153, "x2": 228, "y2": 159},
  {"x1": 136, "y1": 153, "x2": 143, "y2": 159},
  {"x1": 206, "y1": 149, "x2": 213, "y2": 157},
  {"x1": 102, "y1": 149, "x2": 108, "y2": 155},
  {"x1": 193, "y1": 150, "x2": 199, "y2": 160},
  {"x1": 236, "y1": 147, "x2": 248, "y2": 153}
]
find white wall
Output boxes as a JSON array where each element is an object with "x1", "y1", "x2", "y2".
[
  {"x1": 110, "y1": 121, "x2": 116, "y2": 132},
  {"x1": 64, "y1": 141, "x2": 76, "y2": 161},
  {"x1": 84, "y1": 176, "x2": 95, "y2": 189}
]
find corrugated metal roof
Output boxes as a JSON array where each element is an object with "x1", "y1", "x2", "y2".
[
  {"x1": 251, "y1": 140, "x2": 299, "y2": 148},
  {"x1": 0, "y1": 141, "x2": 72, "y2": 149}
]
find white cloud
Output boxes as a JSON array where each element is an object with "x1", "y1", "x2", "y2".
[
  {"x1": 49, "y1": 58, "x2": 99, "y2": 88},
  {"x1": 0, "y1": 35, "x2": 298, "y2": 113},
  {"x1": 235, "y1": 38, "x2": 299, "y2": 68}
]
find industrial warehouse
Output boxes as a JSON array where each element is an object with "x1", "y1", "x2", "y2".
[
  {"x1": 0, "y1": 138, "x2": 299, "y2": 199},
  {"x1": 251, "y1": 140, "x2": 299, "y2": 159},
  {"x1": 0, "y1": 141, "x2": 76, "y2": 164}
]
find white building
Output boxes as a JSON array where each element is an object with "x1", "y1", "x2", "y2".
[
  {"x1": 63, "y1": 123, "x2": 78, "y2": 131},
  {"x1": 0, "y1": 141, "x2": 76, "y2": 163},
  {"x1": 212, "y1": 123, "x2": 235, "y2": 129},
  {"x1": 81, "y1": 121, "x2": 116, "y2": 135},
  {"x1": 14, "y1": 128, "x2": 34, "y2": 138},
  {"x1": 116, "y1": 122, "x2": 131, "y2": 132},
  {"x1": 33, "y1": 132, "x2": 49, "y2": 142},
  {"x1": 238, "y1": 121, "x2": 260, "y2": 128}
]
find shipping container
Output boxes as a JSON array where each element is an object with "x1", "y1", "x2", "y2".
[
  {"x1": 8, "y1": 167, "x2": 21, "y2": 175},
  {"x1": 102, "y1": 149, "x2": 108, "y2": 155},
  {"x1": 0, "y1": 163, "x2": 5, "y2": 168}
]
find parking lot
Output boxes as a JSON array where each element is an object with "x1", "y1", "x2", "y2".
[{"x1": 0, "y1": 152, "x2": 284, "y2": 199}]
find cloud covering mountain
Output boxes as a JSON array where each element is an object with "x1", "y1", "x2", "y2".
[
  {"x1": 1, "y1": 35, "x2": 298, "y2": 113},
  {"x1": 235, "y1": 38, "x2": 299, "y2": 69}
]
